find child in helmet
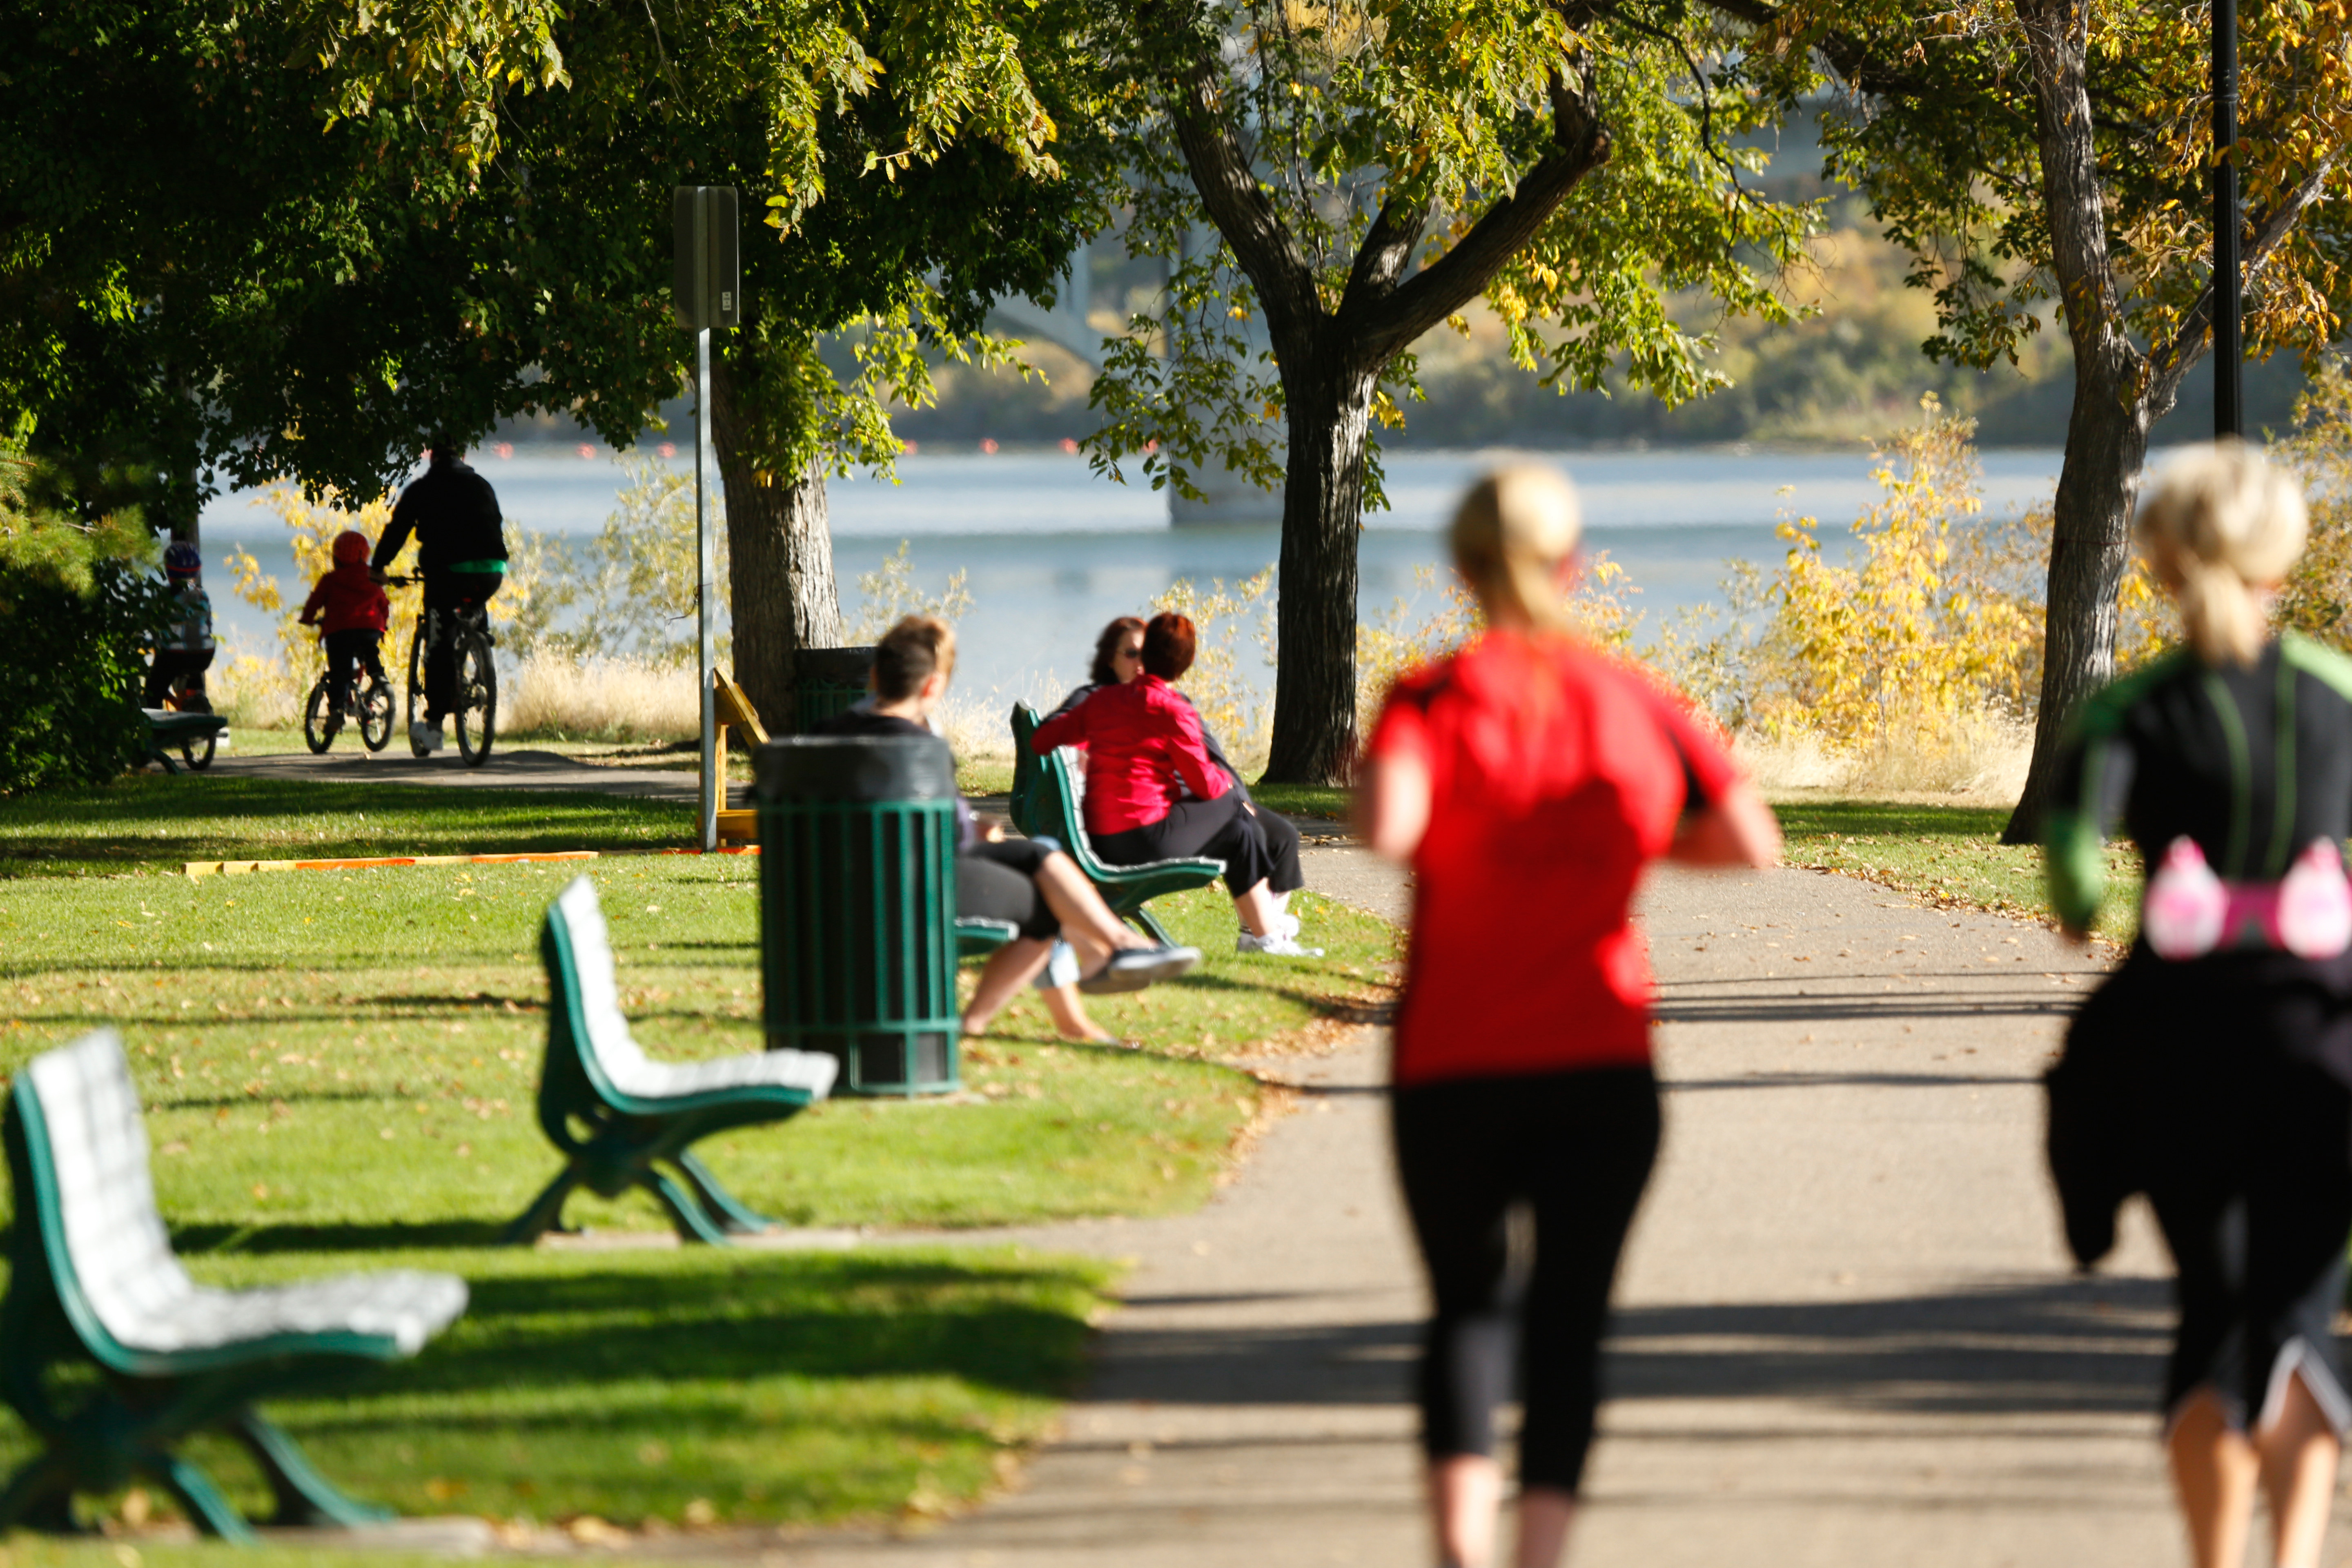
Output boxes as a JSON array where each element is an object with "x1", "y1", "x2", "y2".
[
  {"x1": 145, "y1": 541, "x2": 217, "y2": 710},
  {"x1": 299, "y1": 531, "x2": 392, "y2": 725}
]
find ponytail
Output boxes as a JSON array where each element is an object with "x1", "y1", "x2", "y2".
[
  {"x1": 1450, "y1": 466, "x2": 1581, "y2": 633},
  {"x1": 2136, "y1": 441, "x2": 2307, "y2": 668}
]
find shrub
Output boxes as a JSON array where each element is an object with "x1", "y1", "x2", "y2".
[{"x1": 0, "y1": 450, "x2": 171, "y2": 793}]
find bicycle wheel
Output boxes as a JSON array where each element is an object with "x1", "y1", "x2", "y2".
[
  {"x1": 454, "y1": 631, "x2": 497, "y2": 767},
  {"x1": 406, "y1": 623, "x2": 431, "y2": 757},
  {"x1": 359, "y1": 670, "x2": 394, "y2": 751},
  {"x1": 181, "y1": 733, "x2": 216, "y2": 771},
  {"x1": 303, "y1": 678, "x2": 336, "y2": 754}
]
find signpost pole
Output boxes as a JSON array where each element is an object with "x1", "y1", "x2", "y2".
[
  {"x1": 696, "y1": 323, "x2": 716, "y2": 853},
  {"x1": 2215, "y1": 0, "x2": 2242, "y2": 440}
]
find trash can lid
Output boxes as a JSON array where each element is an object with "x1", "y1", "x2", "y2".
[
  {"x1": 754, "y1": 734, "x2": 956, "y2": 803},
  {"x1": 797, "y1": 646, "x2": 877, "y2": 686}
]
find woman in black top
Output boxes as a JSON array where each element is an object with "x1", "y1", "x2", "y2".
[
  {"x1": 819, "y1": 617, "x2": 1198, "y2": 1032},
  {"x1": 2044, "y1": 443, "x2": 2352, "y2": 1568}
]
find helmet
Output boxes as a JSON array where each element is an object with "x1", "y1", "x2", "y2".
[
  {"x1": 163, "y1": 541, "x2": 201, "y2": 577},
  {"x1": 332, "y1": 530, "x2": 372, "y2": 568}
]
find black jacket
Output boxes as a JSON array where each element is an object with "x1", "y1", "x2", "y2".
[{"x1": 374, "y1": 459, "x2": 506, "y2": 575}]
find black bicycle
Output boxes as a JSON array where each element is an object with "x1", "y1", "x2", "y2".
[
  {"x1": 381, "y1": 575, "x2": 497, "y2": 767},
  {"x1": 301, "y1": 649, "x2": 394, "y2": 755}
]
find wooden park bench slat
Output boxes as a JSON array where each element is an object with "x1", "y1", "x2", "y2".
[
  {"x1": 506, "y1": 876, "x2": 839, "y2": 1246},
  {"x1": 1, "y1": 1029, "x2": 467, "y2": 1540}
]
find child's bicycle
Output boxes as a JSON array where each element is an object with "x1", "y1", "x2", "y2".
[
  {"x1": 381, "y1": 574, "x2": 497, "y2": 766},
  {"x1": 301, "y1": 648, "x2": 394, "y2": 754}
]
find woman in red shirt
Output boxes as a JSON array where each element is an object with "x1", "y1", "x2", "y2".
[
  {"x1": 1032, "y1": 612, "x2": 1313, "y2": 956},
  {"x1": 1359, "y1": 465, "x2": 1780, "y2": 1568}
]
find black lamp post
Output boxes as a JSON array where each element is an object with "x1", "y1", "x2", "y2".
[{"x1": 2215, "y1": 0, "x2": 2243, "y2": 440}]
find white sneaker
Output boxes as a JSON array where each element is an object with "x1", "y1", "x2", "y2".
[
  {"x1": 1238, "y1": 931, "x2": 1323, "y2": 958},
  {"x1": 1273, "y1": 911, "x2": 1302, "y2": 940},
  {"x1": 410, "y1": 721, "x2": 444, "y2": 754}
]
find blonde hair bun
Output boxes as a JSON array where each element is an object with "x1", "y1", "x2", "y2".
[
  {"x1": 2136, "y1": 441, "x2": 2307, "y2": 667},
  {"x1": 1451, "y1": 465, "x2": 1582, "y2": 632}
]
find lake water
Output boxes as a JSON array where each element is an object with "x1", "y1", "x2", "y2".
[{"x1": 198, "y1": 446, "x2": 2069, "y2": 704}]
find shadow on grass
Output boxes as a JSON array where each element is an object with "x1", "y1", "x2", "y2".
[{"x1": 167, "y1": 1219, "x2": 512, "y2": 1254}]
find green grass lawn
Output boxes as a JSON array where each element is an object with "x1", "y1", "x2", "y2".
[
  {"x1": 1773, "y1": 795, "x2": 2142, "y2": 937},
  {"x1": 0, "y1": 1245, "x2": 1109, "y2": 1536},
  {"x1": 0, "y1": 796, "x2": 1396, "y2": 1536},
  {"x1": 0, "y1": 776, "x2": 690, "y2": 879},
  {"x1": 0, "y1": 859, "x2": 1393, "y2": 1233}
]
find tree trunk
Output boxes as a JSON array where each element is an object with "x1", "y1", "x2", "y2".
[
  {"x1": 1263, "y1": 347, "x2": 1377, "y2": 784},
  {"x1": 2002, "y1": 368, "x2": 2150, "y2": 843},
  {"x1": 708, "y1": 353, "x2": 844, "y2": 734},
  {"x1": 2000, "y1": 0, "x2": 2151, "y2": 845}
]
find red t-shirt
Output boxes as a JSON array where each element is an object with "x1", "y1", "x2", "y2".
[
  {"x1": 1031, "y1": 675, "x2": 1227, "y2": 835},
  {"x1": 1368, "y1": 631, "x2": 1740, "y2": 1087}
]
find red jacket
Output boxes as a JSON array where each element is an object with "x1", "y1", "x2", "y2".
[
  {"x1": 301, "y1": 564, "x2": 390, "y2": 636},
  {"x1": 1032, "y1": 675, "x2": 1226, "y2": 835}
]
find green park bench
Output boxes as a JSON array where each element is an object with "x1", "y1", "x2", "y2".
[
  {"x1": 506, "y1": 875, "x2": 840, "y2": 1246},
  {"x1": 1011, "y1": 702, "x2": 1225, "y2": 948},
  {"x1": 140, "y1": 706, "x2": 227, "y2": 772},
  {"x1": 1, "y1": 1029, "x2": 467, "y2": 1540}
]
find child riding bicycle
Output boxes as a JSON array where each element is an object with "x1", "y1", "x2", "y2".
[{"x1": 300, "y1": 531, "x2": 391, "y2": 730}]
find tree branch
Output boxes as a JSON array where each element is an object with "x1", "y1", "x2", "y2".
[
  {"x1": 1160, "y1": 36, "x2": 1323, "y2": 343},
  {"x1": 1338, "y1": 194, "x2": 1430, "y2": 316},
  {"x1": 2147, "y1": 152, "x2": 2341, "y2": 414},
  {"x1": 1350, "y1": 65, "x2": 1609, "y2": 364}
]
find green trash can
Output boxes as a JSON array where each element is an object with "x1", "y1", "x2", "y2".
[
  {"x1": 757, "y1": 735, "x2": 962, "y2": 1096},
  {"x1": 793, "y1": 647, "x2": 875, "y2": 735}
]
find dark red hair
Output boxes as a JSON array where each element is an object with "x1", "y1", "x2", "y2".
[{"x1": 1142, "y1": 612, "x2": 1196, "y2": 680}]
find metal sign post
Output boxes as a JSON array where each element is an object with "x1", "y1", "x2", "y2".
[
  {"x1": 2214, "y1": 0, "x2": 2242, "y2": 440},
  {"x1": 695, "y1": 325, "x2": 715, "y2": 851},
  {"x1": 674, "y1": 187, "x2": 741, "y2": 852}
]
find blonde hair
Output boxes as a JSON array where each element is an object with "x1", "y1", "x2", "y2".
[
  {"x1": 2136, "y1": 441, "x2": 2307, "y2": 667},
  {"x1": 1451, "y1": 465, "x2": 1581, "y2": 633}
]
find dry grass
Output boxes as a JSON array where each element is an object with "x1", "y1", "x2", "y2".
[
  {"x1": 1737, "y1": 707, "x2": 2032, "y2": 804},
  {"x1": 503, "y1": 653, "x2": 702, "y2": 742}
]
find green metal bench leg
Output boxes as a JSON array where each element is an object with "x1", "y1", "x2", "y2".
[
  {"x1": 1129, "y1": 908, "x2": 1178, "y2": 947},
  {"x1": 635, "y1": 1165, "x2": 733, "y2": 1245},
  {"x1": 144, "y1": 1451, "x2": 255, "y2": 1543},
  {"x1": 671, "y1": 1150, "x2": 775, "y2": 1235},
  {"x1": 502, "y1": 1162, "x2": 585, "y2": 1245},
  {"x1": 232, "y1": 1409, "x2": 392, "y2": 1528},
  {"x1": 0, "y1": 1450, "x2": 80, "y2": 1534}
]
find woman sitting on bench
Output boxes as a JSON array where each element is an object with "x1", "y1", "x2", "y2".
[
  {"x1": 1032, "y1": 611, "x2": 1314, "y2": 958},
  {"x1": 1047, "y1": 617, "x2": 1307, "y2": 901},
  {"x1": 819, "y1": 616, "x2": 1199, "y2": 1035}
]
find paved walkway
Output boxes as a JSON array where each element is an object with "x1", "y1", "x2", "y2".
[{"x1": 730, "y1": 856, "x2": 2253, "y2": 1568}]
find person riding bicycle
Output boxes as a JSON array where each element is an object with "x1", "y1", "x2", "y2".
[
  {"x1": 370, "y1": 439, "x2": 506, "y2": 754},
  {"x1": 300, "y1": 530, "x2": 391, "y2": 731},
  {"x1": 145, "y1": 541, "x2": 216, "y2": 711}
]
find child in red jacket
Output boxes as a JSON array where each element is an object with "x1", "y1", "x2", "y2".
[{"x1": 300, "y1": 531, "x2": 392, "y2": 722}]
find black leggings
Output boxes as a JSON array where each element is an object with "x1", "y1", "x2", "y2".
[
  {"x1": 323, "y1": 628, "x2": 385, "y2": 708},
  {"x1": 422, "y1": 574, "x2": 499, "y2": 721},
  {"x1": 957, "y1": 839, "x2": 1058, "y2": 941},
  {"x1": 1391, "y1": 1065, "x2": 1659, "y2": 1494},
  {"x1": 1091, "y1": 791, "x2": 1303, "y2": 898}
]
